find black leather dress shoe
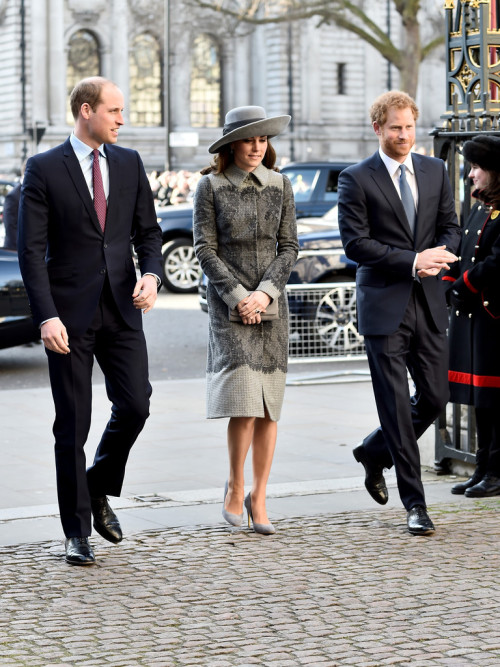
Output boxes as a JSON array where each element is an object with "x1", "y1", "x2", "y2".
[
  {"x1": 65, "y1": 537, "x2": 95, "y2": 565},
  {"x1": 464, "y1": 475, "x2": 500, "y2": 498},
  {"x1": 91, "y1": 496, "x2": 123, "y2": 543},
  {"x1": 451, "y1": 470, "x2": 484, "y2": 495},
  {"x1": 407, "y1": 505, "x2": 435, "y2": 536},
  {"x1": 353, "y1": 444, "x2": 388, "y2": 505}
]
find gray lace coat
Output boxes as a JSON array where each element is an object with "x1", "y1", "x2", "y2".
[{"x1": 193, "y1": 163, "x2": 298, "y2": 420}]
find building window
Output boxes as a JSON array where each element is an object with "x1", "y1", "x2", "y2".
[
  {"x1": 129, "y1": 33, "x2": 163, "y2": 126},
  {"x1": 66, "y1": 30, "x2": 100, "y2": 124},
  {"x1": 190, "y1": 34, "x2": 221, "y2": 128},
  {"x1": 337, "y1": 63, "x2": 347, "y2": 96}
]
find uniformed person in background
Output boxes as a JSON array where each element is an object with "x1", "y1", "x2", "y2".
[{"x1": 444, "y1": 135, "x2": 500, "y2": 497}]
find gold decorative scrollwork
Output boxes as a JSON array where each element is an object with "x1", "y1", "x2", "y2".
[{"x1": 456, "y1": 62, "x2": 475, "y2": 90}]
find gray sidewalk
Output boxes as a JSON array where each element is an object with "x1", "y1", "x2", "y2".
[
  {"x1": 1, "y1": 371, "x2": 461, "y2": 545},
  {"x1": 2, "y1": 373, "x2": 500, "y2": 666}
]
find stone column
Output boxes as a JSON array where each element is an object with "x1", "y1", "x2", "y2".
[
  {"x1": 30, "y1": 0, "x2": 49, "y2": 131},
  {"x1": 47, "y1": 0, "x2": 66, "y2": 127},
  {"x1": 111, "y1": 0, "x2": 129, "y2": 110}
]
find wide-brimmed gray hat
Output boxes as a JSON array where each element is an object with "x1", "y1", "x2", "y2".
[{"x1": 208, "y1": 106, "x2": 291, "y2": 154}]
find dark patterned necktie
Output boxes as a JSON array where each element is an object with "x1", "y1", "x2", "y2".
[
  {"x1": 399, "y1": 164, "x2": 416, "y2": 235},
  {"x1": 92, "y1": 148, "x2": 107, "y2": 232}
]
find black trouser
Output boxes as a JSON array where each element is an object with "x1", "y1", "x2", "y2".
[
  {"x1": 361, "y1": 282, "x2": 448, "y2": 510},
  {"x1": 46, "y1": 283, "x2": 151, "y2": 537}
]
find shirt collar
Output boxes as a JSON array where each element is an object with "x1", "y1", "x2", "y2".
[
  {"x1": 70, "y1": 133, "x2": 106, "y2": 162},
  {"x1": 379, "y1": 147, "x2": 414, "y2": 178},
  {"x1": 224, "y1": 162, "x2": 269, "y2": 187}
]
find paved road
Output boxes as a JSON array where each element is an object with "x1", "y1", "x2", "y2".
[
  {"x1": 2, "y1": 499, "x2": 500, "y2": 666},
  {"x1": 0, "y1": 292, "x2": 208, "y2": 389}
]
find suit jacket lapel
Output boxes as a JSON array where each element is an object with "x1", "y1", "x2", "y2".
[
  {"x1": 105, "y1": 145, "x2": 119, "y2": 231},
  {"x1": 62, "y1": 137, "x2": 103, "y2": 234}
]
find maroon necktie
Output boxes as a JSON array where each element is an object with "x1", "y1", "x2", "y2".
[{"x1": 92, "y1": 148, "x2": 107, "y2": 232}]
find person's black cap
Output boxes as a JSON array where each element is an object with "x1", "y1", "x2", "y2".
[{"x1": 462, "y1": 135, "x2": 500, "y2": 172}]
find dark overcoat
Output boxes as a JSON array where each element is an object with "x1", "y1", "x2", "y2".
[{"x1": 444, "y1": 200, "x2": 500, "y2": 407}]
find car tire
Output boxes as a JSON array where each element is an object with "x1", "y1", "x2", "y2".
[
  {"x1": 314, "y1": 283, "x2": 364, "y2": 354},
  {"x1": 161, "y1": 238, "x2": 200, "y2": 294}
]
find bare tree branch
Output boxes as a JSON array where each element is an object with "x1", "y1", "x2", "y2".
[{"x1": 189, "y1": 0, "x2": 445, "y2": 97}]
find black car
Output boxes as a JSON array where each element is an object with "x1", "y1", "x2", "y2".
[
  {"x1": 198, "y1": 207, "x2": 356, "y2": 303},
  {"x1": 281, "y1": 160, "x2": 354, "y2": 218},
  {"x1": 156, "y1": 203, "x2": 198, "y2": 293},
  {"x1": 155, "y1": 161, "x2": 355, "y2": 294},
  {"x1": 197, "y1": 206, "x2": 362, "y2": 357},
  {"x1": 0, "y1": 248, "x2": 40, "y2": 349}
]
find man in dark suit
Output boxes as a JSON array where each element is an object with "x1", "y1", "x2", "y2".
[
  {"x1": 18, "y1": 77, "x2": 163, "y2": 565},
  {"x1": 338, "y1": 91, "x2": 461, "y2": 536}
]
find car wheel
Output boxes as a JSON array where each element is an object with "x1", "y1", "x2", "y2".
[
  {"x1": 314, "y1": 283, "x2": 364, "y2": 354},
  {"x1": 161, "y1": 239, "x2": 200, "y2": 293}
]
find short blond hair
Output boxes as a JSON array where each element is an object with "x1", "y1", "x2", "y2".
[{"x1": 370, "y1": 91, "x2": 419, "y2": 126}]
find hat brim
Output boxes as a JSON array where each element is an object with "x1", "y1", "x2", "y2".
[{"x1": 208, "y1": 115, "x2": 291, "y2": 154}]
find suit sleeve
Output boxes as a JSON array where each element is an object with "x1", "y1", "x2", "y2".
[
  {"x1": 17, "y1": 157, "x2": 59, "y2": 326},
  {"x1": 431, "y1": 160, "x2": 461, "y2": 255},
  {"x1": 129, "y1": 151, "x2": 163, "y2": 282}
]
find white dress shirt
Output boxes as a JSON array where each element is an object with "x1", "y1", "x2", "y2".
[{"x1": 379, "y1": 147, "x2": 419, "y2": 275}]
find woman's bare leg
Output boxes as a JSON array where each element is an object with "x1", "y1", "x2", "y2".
[
  {"x1": 250, "y1": 413, "x2": 278, "y2": 525},
  {"x1": 225, "y1": 416, "x2": 255, "y2": 515}
]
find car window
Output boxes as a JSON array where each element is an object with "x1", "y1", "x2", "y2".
[
  {"x1": 322, "y1": 170, "x2": 342, "y2": 201},
  {"x1": 284, "y1": 168, "x2": 320, "y2": 202}
]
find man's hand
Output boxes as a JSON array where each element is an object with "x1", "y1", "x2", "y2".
[
  {"x1": 132, "y1": 274, "x2": 158, "y2": 313},
  {"x1": 416, "y1": 245, "x2": 458, "y2": 278},
  {"x1": 41, "y1": 318, "x2": 70, "y2": 354}
]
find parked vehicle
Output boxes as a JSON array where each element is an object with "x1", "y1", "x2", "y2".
[
  {"x1": 155, "y1": 161, "x2": 355, "y2": 294},
  {"x1": 156, "y1": 203, "x2": 198, "y2": 294},
  {"x1": 0, "y1": 248, "x2": 40, "y2": 349},
  {"x1": 197, "y1": 205, "x2": 362, "y2": 357},
  {"x1": 282, "y1": 160, "x2": 354, "y2": 218}
]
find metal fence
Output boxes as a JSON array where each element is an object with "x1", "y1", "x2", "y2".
[
  {"x1": 286, "y1": 282, "x2": 366, "y2": 363},
  {"x1": 435, "y1": 404, "x2": 477, "y2": 472}
]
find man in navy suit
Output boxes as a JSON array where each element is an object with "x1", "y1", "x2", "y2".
[
  {"x1": 18, "y1": 77, "x2": 163, "y2": 564},
  {"x1": 338, "y1": 91, "x2": 461, "y2": 535}
]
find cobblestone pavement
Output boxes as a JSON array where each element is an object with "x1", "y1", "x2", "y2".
[{"x1": 1, "y1": 500, "x2": 500, "y2": 667}]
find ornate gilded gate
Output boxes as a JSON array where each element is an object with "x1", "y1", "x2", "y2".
[{"x1": 433, "y1": 0, "x2": 500, "y2": 471}]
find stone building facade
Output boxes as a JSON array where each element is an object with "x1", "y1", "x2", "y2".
[{"x1": 0, "y1": 0, "x2": 446, "y2": 175}]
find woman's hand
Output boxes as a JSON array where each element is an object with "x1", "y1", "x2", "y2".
[{"x1": 237, "y1": 291, "x2": 272, "y2": 325}]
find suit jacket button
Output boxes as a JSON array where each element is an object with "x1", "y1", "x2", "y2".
[
  {"x1": 469, "y1": 313, "x2": 472, "y2": 318},
  {"x1": 484, "y1": 301, "x2": 489, "y2": 306},
  {"x1": 100, "y1": 268, "x2": 106, "y2": 274},
  {"x1": 455, "y1": 310, "x2": 460, "y2": 316}
]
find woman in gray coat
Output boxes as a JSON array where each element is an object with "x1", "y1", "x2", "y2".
[{"x1": 193, "y1": 106, "x2": 298, "y2": 534}]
